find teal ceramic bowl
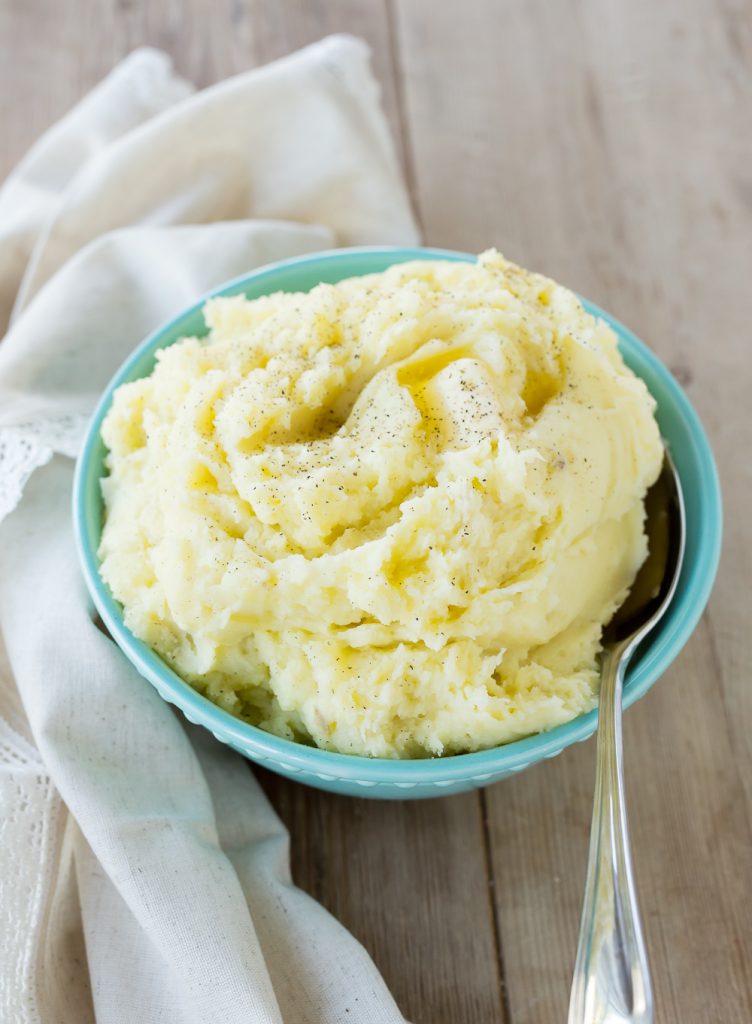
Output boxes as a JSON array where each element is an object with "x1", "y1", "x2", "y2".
[{"x1": 73, "y1": 247, "x2": 722, "y2": 799}]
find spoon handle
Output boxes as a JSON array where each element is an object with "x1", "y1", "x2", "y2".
[{"x1": 568, "y1": 645, "x2": 653, "y2": 1024}]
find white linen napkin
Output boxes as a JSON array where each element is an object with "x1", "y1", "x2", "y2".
[{"x1": 0, "y1": 38, "x2": 418, "y2": 1024}]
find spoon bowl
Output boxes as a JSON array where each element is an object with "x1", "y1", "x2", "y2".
[{"x1": 605, "y1": 453, "x2": 686, "y2": 649}]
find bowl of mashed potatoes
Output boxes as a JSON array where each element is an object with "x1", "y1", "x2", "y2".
[{"x1": 74, "y1": 247, "x2": 721, "y2": 797}]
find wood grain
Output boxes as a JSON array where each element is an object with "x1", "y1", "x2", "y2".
[{"x1": 1, "y1": 0, "x2": 750, "y2": 1021}]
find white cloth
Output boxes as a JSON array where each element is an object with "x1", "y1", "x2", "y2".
[{"x1": 0, "y1": 38, "x2": 418, "y2": 1024}]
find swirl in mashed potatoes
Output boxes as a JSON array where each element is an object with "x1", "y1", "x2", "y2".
[{"x1": 99, "y1": 251, "x2": 663, "y2": 757}]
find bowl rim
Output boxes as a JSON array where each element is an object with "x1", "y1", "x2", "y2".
[{"x1": 73, "y1": 245, "x2": 723, "y2": 783}]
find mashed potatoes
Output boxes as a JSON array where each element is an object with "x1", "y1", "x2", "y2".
[{"x1": 99, "y1": 251, "x2": 663, "y2": 757}]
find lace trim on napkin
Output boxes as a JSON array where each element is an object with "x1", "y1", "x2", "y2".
[{"x1": 0, "y1": 414, "x2": 90, "y2": 522}]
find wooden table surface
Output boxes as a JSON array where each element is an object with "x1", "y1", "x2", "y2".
[{"x1": 2, "y1": 2, "x2": 750, "y2": 1022}]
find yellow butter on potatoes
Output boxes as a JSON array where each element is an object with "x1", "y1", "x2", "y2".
[{"x1": 99, "y1": 251, "x2": 663, "y2": 758}]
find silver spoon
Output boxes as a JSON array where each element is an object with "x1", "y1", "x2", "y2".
[{"x1": 568, "y1": 451, "x2": 686, "y2": 1024}]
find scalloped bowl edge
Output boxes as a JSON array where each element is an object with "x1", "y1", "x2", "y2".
[{"x1": 73, "y1": 247, "x2": 723, "y2": 799}]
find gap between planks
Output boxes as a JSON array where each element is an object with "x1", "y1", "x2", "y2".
[{"x1": 479, "y1": 787, "x2": 514, "y2": 1024}]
